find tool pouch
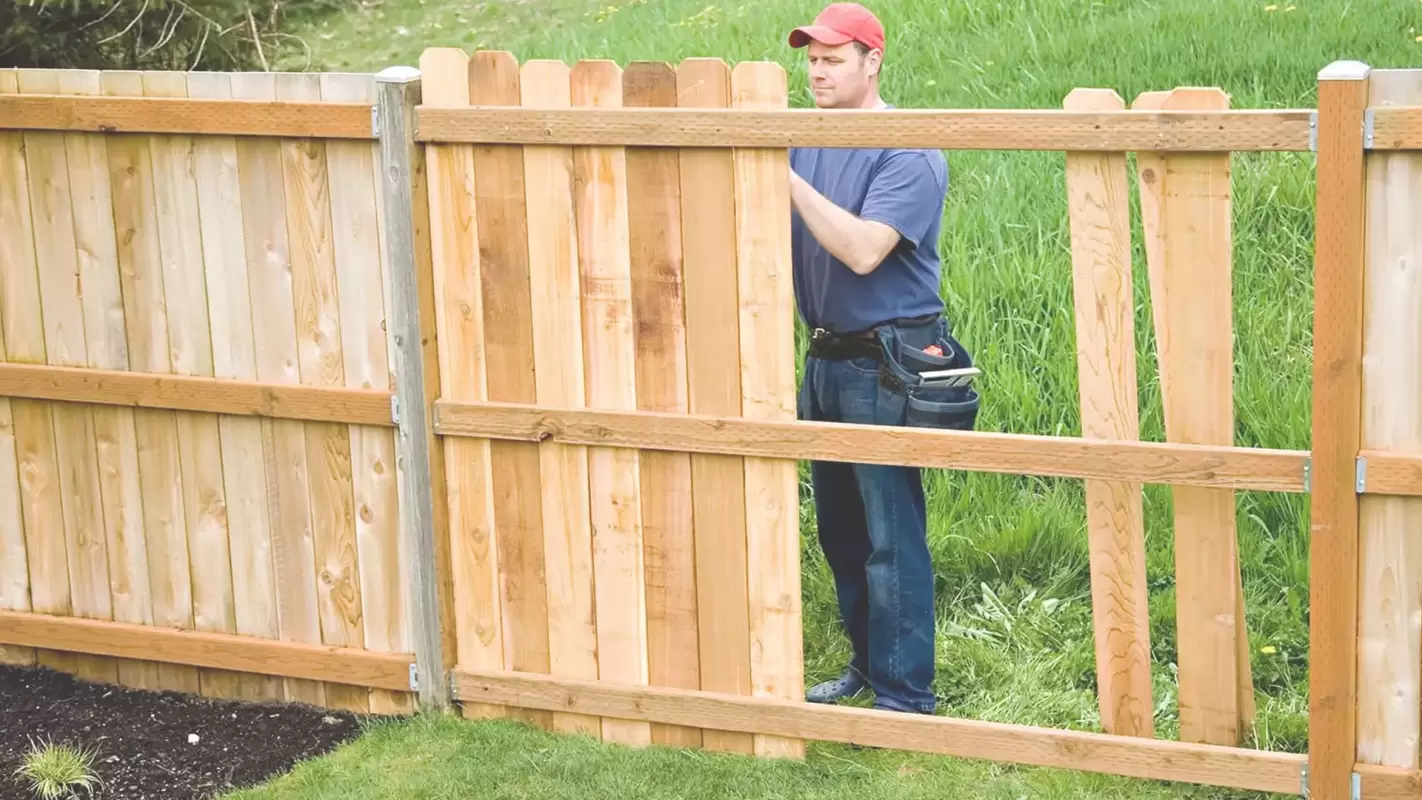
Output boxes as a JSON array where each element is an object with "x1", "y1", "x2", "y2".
[{"x1": 874, "y1": 327, "x2": 980, "y2": 432}]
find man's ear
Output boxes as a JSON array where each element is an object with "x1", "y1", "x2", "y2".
[{"x1": 866, "y1": 48, "x2": 883, "y2": 78}]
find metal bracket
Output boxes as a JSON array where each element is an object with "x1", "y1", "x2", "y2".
[
  {"x1": 391, "y1": 395, "x2": 401, "y2": 425},
  {"x1": 1300, "y1": 764, "x2": 1308, "y2": 796},
  {"x1": 1356, "y1": 455, "x2": 1368, "y2": 493},
  {"x1": 1364, "y1": 109, "x2": 1376, "y2": 149},
  {"x1": 1302, "y1": 457, "x2": 1312, "y2": 493},
  {"x1": 371, "y1": 105, "x2": 381, "y2": 138},
  {"x1": 409, "y1": 662, "x2": 419, "y2": 692},
  {"x1": 1309, "y1": 111, "x2": 1318, "y2": 151},
  {"x1": 1352, "y1": 771, "x2": 1361, "y2": 800}
]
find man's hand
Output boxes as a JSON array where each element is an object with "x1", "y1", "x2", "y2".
[{"x1": 789, "y1": 169, "x2": 901, "y2": 276}]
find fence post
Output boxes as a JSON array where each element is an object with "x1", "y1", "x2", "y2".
[
  {"x1": 376, "y1": 65, "x2": 449, "y2": 712},
  {"x1": 1308, "y1": 58, "x2": 1370, "y2": 800}
]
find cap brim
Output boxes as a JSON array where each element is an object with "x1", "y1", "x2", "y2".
[{"x1": 788, "y1": 25, "x2": 855, "y2": 48}]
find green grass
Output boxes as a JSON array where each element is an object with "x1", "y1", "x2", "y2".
[
  {"x1": 226, "y1": 713, "x2": 1273, "y2": 800},
  {"x1": 251, "y1": 0, "x2": 1422, "y2": 796}
]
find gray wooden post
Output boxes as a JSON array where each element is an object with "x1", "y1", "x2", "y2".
[{"x1": 375, "y1": 65, "x2": 448, "y2": 712}]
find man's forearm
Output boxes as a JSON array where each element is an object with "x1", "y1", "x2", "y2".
[{"x1": 790, "y1": 172, "x2": 898, "y2": 275}]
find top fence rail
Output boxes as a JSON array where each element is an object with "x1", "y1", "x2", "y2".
[{"x1": 2, "y1": 88, "x2": 1418, "y2": 151}]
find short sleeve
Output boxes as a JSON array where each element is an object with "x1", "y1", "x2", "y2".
[{"x1": 859, "y1": 150, "x2": 947, "y2": 249}]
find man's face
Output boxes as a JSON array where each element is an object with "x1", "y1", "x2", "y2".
[{"x1": 805, "y1": 39, "x2": 880, "y2": 108}]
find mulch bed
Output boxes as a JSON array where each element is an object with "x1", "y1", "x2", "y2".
[{"x1": 0, "y1": 663, "x2": 368, "y2": 799}]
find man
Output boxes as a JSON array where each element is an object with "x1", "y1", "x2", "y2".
[{"x1": 786, "y1": 2, "x2": 952, "y2": 716}]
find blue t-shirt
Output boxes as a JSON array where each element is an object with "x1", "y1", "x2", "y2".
[{"x1": 789, "y1": 139, "x2": 948, "y2": 334}]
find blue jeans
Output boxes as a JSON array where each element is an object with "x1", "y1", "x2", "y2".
[{"x1": 797, "y1": 318, "x2": 949, "y2": 715}]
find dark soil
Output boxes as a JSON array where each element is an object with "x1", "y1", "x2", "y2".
[{"x1": 0, "y1": 664, "x2": 368, "y2": 799}]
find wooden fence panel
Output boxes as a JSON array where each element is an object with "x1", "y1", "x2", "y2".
[
  {"x1": 1357, "y1": 67, "x2": 1422, "y2": 769},
  {"x1": 0, "y1": 67, "x2": 414, "y2": 714},
  {"x1": 1063, "y1": 88, "x2": 1153, "y2": 739},
  {"x1": 1133, "y1": 86, "x2": 1253, "y2": 746}
]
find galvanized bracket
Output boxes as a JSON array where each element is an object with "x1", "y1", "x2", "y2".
[
  {"x1": 1356, "y1": 455, "x2": 1368, "y2": 493},
  {"x1": 1309, "y1": 111, "x2": 1318, "y2": 151},
  {"x1": 408, "y1": 662, "x2": 419, "y2": 692},
  {"x1": 1300, "y1": 764, "x2": 1308, "y2": 796},
  {"x1": 1364, "y1": 109, "x2": 1376, "y2": 149},
  {"x1": 1352, "y1": 771, "x2": 1362, "y2": 800},
  {"x1": 371, "y1": 105, "x2": 382, "y2": 138},
  {"x1": 391, "y1": 395, "x2": 401, "y2": 425},
  {"x1": 1302, "y1": 457, "x2": 1312, "y2": 493}
]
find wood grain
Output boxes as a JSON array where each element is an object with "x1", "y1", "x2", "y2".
[
  {"x1": 144, "y1": 69, "x2": 240, "y2": 700},
  {"x1": 730, "y1": 61, "x2": 802, "y2": 759},
  {"x1": 64, "y1": 70, "x2": 159, "y2": 691},
  {"x1": 570, "y1": 58, "x2": 651, "y2": 748},
  {"x1": 470, "y1": 50, "x2": 552, "y2": 732},
  {"x1": 0, "y1": 363, "x2": 393, "y2": 424},
  {"x1": 521, "y1": 58, "x2": 601, "y2": 737},
  {"x1": 230, "y1": 71, "x2": 324, "y2": 706},
  {"x1": 415, "y1": 106, "x2": 1314, "y2": 151},
  {"x1": 1063, "y1": 88, "x2": 1153, "y2": 739},
  {"x1": 0, "y1": 93, "x2": 373, "y2": 138},
  {"x1": 1307, "y1": 60, "x2": 1371, "y2": 800},
  {"x1": 190, "y1": 71, "x2": 280, "y2": 703},
  {"x1": 0, "y1": 69, "x2": 41, "y2": 668},
  {"x1": 1356, "y1": 67, "x2": 1422, "y2": 770},
  {"x1": 275, "y1": 72, "x2": 370, "y2": 715},
  {"x1": 1133, "y1": 87, "x2": 1250, "y2": 745},
  {"x1": 677, "y1": 57, "x2": 755, "y2": 755},
  {"x1": 418, "y1": 47, "x2": 505, "y2": 721},
  {"x1": 624, "y1": 60, "x2": 702, "y2": 750},
  {"x1": 433, "y1": 401, "x2": 1308, "y2": 491},
  {"x1": 0, "y1": 609, "x2": 412, "y2": 691},
  {"x1": 452, "y1": 668, "x2": 1307, "y2": 796},
  {"x1": 324, "y1": 71, "x2": 413, "y2": 716},
  {"x1": 21, "y1": 69, "x2": 117, "y2": 685}
]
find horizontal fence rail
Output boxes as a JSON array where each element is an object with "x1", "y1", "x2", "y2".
[
  {"x1": 0, "y1": 611, "x2": 415, "y2": 692},
  {"x1": 0, "y1": 93, "x2": 375, "y2": 138},
  {"x1": 432, "y1": 400, "x2": 1309, "y2": 492},
  {"x1": 452, "y1": 668, "x2": 1307, "y2": 795},
  {"x1": 414, "y1": 106, "x2": 1317, "y2": 150},
  {"x1": 0, "y1": 363, "x2": 394, "y2": 425}
]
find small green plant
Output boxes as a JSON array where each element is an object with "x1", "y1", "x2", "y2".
[{"x1": 12, "y1": 737, "x2": 102, "y2": 800}]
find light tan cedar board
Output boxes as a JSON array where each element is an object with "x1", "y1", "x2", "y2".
[
  {"x1": 63, "y1": 69, "x2": 159, "y2": 691},
  {"x1": 1356, "y1": 68, "x2": 1422, "y2": 769},
  {"x1": 324, "y1": 71, "x2": 413, "y2": 716},
  {"x1": 143, "y1": 69, "x2": 243, "y2": 700},
  {"x1": 623, "y1": 60, "x2": 702, "y2": 749},
  {"x1": 19, "y1": 68, "x2": 118, "y2": 685},
  {"x1": 569, "y1": 57, "x2": 652, "y2": 748},
  {"x1": 676, "y1": 56, "x2": 756, "y2": 755},
  {"x1": 1133, "y1": 87, "x2": 1253, "y2": 745},
  {"x1": 190, "y1": 71, "x2": 281, "y2": 704},
  {"x1": 0, "y1": 69, "x2": 42, "y2": 668},
  {"x1": 521, "y1": 57, "x2": 602, "y2": 737},
  {"x1": 1063, "y1": 88, "x2": 1153, "y2": 738},
  {"x1": 418, "y1": 47, "x2": 506, "y2": 721},
  {"x1": 467, "y1": 50, "x2": 555, "y2": 732},
  {"x1": 730, "y1": 61, "x2": 803, "y2": 759},
  {"x1": 273, "y1": 71, "x2": 372, "y2": 714}
]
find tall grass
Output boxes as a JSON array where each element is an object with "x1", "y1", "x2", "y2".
[{"x1": 282, "y1": 0, "x2": 1422, "y2": 755}]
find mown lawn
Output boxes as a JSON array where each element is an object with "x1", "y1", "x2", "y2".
[{"x1": 248, "y1": 0, "x2": 1422, "y2": 796}]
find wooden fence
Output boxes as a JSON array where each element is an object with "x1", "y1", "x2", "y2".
[{"x1": 0, "y1": 51, "x2": 1420, "y2": 800}]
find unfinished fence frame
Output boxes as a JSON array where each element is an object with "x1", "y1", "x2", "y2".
[{"x1": 0, "y1": 54, "x2": 1418, "y2": 800}]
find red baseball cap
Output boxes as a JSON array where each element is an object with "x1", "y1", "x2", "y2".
[{"x1": 788, "y1": 3, "x2": 886, "y2": 54}]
